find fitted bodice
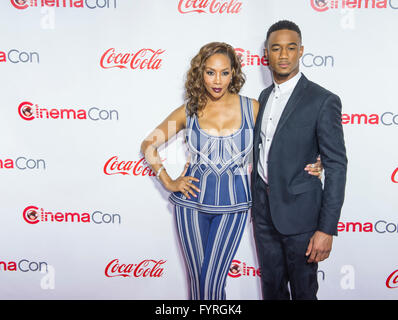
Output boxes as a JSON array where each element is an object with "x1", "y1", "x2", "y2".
[{"x1": 169, "y1": 95, "x2": 254, "y2": 214}]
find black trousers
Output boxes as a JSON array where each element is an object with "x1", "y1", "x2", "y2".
[{"x1": 251, "y1": 176, "x2": 318, "y2": 300}]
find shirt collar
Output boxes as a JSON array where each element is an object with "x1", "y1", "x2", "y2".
[{"x1": 273, "y1": 72, "x2": 302, "y2": 94}]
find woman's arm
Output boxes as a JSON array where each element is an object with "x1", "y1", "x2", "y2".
[{"x1": 140, "y1": 105, "x2": 199, "y2": 198}]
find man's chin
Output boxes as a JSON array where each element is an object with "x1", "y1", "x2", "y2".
[{"x1": 275, "y1": 72, "x2": 291, "y2": 78}]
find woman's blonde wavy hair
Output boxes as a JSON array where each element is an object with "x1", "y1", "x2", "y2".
[{"x1": 185, "y1": 42, "x2": 245, "y2": 117}]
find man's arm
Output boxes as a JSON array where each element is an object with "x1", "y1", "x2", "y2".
[
  {"x1": 306, "y1": 93, "x2": 348, "y2": 263},
  {"x1": 316, "y1": 93, "x2": 348, "y2": 235}
]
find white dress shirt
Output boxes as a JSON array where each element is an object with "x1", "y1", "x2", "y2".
[{"x1": 258, "y1": 72, "x2": 302, "y2": 184}]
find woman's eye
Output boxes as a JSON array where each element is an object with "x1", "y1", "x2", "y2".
[
  {"x1": 222, "y1": 71, "x2": 230, "y2": 76},
  {"x1": 206, "y1": 71, "x2": 214, "y2": 75}
]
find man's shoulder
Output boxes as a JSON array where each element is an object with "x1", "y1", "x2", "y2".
[
  {"x1": 304, "y1": 76, "x2": 339, "y2": 99},
  {"x1": 303, "y1": 77, "x2": 342, "y2": 113}
]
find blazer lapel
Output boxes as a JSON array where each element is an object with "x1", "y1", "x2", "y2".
[
  {"x1": 272, "y1": 74, "x2": 309, "y2": 142},
  {"x1": 254, "y1": 85, "x2": 274, "y2": 164}
]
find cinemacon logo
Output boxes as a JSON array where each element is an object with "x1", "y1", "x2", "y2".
[
  {"x1": 0, "y1": 259, "x2": 48, "y2": 272},
  {"x1": 105, "y1": 259, "x2": 166, "y2": 278},
  {"x1": 228, "y1": 260, "x2": 326, "y2": 281},
  {"x1": 178, "y1": 0, "x2": 243, "y2": 14},
  {"x1": 0, "y1": 49, "x2": 39, "y2": 64},
  {"x1": 234, "y1": 49, "x2": 334, "y2": 68},
  {"x1": 18, "y1": 101, "x2": 118, "y2": 121},
  {"x1": 0, "y1": 157, "x2": 46, "y2": 170},
  {"x1": 235, "y1": 48, "x2": 269, "y2": 68},
  {"x1": 310, "y1": 0, "x2": 398, "y2": 11},
  {"x1": 342, "y1": 112, "x2": 398, "y2": 125},
  {"x1": 23, "y1": 205, "x2": 121, "y2": 225},
  {"x1": 228, "y1": 260, "x2": 260, "y2": 278},
  {"x1": 338, "y1": 221, "x2": 398, "y2": 233},
  {"x1": 10, "y1": 0, "x2": 117, "y2": 10}
]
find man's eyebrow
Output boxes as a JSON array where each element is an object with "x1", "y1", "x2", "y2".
[{"x1": 271, "y1": 42, "x2": 298, "y2": 47}]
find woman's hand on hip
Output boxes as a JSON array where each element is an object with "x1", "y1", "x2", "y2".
[{"x1": 166, "y1": 162, "x2": 200, "y2": 199}]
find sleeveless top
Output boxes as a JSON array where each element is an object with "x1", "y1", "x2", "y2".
[{"x1": 169, "y1": 95, "x2": 254, "y2": 214}]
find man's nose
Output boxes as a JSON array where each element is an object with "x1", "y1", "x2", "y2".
[{"x1": 280, "y1": 47, "x2": 288, "y2": 59}]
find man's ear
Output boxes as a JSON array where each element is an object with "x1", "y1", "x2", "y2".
[
  {"x1": 264, "y1": 48, "x2": 269, "y2": 59},
  {"x1": 299, "y1": 45, "x2": 304, "y2": 58}
]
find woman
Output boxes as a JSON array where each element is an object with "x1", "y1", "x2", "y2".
[{"x1": 141, "y1": 42, "x2": 321, "y2": 300}]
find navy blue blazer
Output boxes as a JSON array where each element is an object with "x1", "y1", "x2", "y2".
[{"x1": 251, "y1": 74, "x2": 347, "y2": 236}]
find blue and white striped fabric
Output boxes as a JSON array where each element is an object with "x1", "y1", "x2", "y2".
[
  {"x1": 169, "y1": 95, "x2": 254, "y2": 214},
  {"x1": 174, "y1": 205, "x2": 247, "y2": 300}
]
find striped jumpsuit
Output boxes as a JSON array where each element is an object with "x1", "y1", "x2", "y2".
[{"x1": 169, "y1": 95, "x2": 254, "y2": 300}]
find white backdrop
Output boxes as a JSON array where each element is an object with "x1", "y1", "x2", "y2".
[{"x1": 1, "y1": 0, "x2": 398, "y2": 300}]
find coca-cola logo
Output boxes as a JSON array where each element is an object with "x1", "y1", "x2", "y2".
[
  {"x1": 103, "y1": 156, "x2": 156, "y2": 176},
  {"x1": 392, "y1": 168, "x2": 398, "y2": 183},
  {"x1": 386, "y1": 269, "x2": 398, "y2": 288},
  {"x1": 105, "y1": 259, "x2": 166, "y2": 278},
  {"x1": 178, "y1": 0, "x2": 243, "y2": 14},
  {"x1": 100, "y1": 48, "x2": 165, "y2": 70}
]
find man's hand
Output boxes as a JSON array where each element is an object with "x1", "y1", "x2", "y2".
[{"x1": 305, "y1": 231, "x2": 333, "y2": 263}]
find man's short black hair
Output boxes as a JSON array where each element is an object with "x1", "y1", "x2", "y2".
[{"x1": 265, "y1": 20, "x2": 302, "y2": 47}]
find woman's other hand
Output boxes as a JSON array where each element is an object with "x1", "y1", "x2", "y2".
[{"x1": 304, "y1": 156, "x2": 323, "y2": 180}]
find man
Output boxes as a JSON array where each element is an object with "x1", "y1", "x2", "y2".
[{"x1": 251, "y1": 20, "x2": 347, "y2": 300}]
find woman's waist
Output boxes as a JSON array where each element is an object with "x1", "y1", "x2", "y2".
[
  {"x1": 170, "y1": 176, "x2": 252, "y2": 205},
  {"x1": 187, "y1": 162, "x2": 250, "y2": 175},
  {"x1": 169, "y1": 193, "x2": 252, "y2": 213}
]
